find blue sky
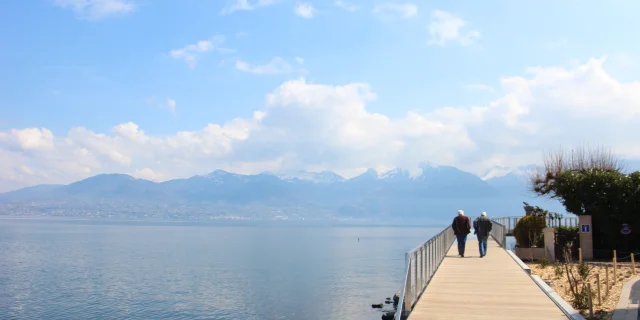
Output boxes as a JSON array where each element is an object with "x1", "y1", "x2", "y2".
[{"x1": 1, "y1": 0, "x2": 639, "y2": 190}]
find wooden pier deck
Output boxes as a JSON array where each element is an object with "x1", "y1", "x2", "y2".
[{"x1": 408, "y1": 238, "x2": 568, "y2": 320}]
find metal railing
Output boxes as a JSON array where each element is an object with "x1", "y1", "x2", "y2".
[
  {"x1": 395, "y1": 225, "x2": 455, "y2": 320},
  {"x1": 493, "y1": 216, "x2": 578, "y2": 234},
  {"x1": 490, "y1": 219, "x2": 507, "y2": 248}
]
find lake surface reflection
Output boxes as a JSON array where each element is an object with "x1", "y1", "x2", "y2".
[{"x1": 0, "y1": 218, "x2": 441, "y2": 320}]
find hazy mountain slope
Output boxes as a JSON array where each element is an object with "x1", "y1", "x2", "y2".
[
  {"x1": 0, "y1": 184, "x2": 63, "y2": 202},
  {"x1": 0, "y1": 165, "x2": 570, "y2": 220}
]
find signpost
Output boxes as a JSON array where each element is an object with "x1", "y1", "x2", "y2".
[
  {"x1": 621, "y1": 224, "x2": 631, "y2": 235},
  {"x1": 578, "y1": 215, "x2": 593, "y2": 260}
]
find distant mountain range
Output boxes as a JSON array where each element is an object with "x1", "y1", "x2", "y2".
[{"x1": 0, "y1": 163, "x2": 570, "y2": 222}]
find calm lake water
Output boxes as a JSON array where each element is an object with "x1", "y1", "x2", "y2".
[{"x1": 0, "y1": 218, "x2": 442, "y2": 320}]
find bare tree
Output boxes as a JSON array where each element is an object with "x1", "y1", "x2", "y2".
[{"x1": 529, "y1": 145, "x2": 625, "y2": 196}]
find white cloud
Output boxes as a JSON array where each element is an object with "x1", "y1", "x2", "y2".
[
  {"x1": 428, "y1": 10, "x2": 480, "y2": 46},
  {"x1": 221, "y1": 0, "x2": 277, "y2": 14},
  {"x1": 133, "y1": 168, "x2": 164, "y2": 181},
  {"x1": 169, "y1": 35, "x2": 228, "y2": 68},
  {"x1": 335, "y1": 0, "x2": 357, "y2": 12},
  {"x1": 166, "y1": 98, "x2": 176, "y2": 112},
  {"x1": 372, "y1": 3, "x2": 418, "y2": 20},
  {"x1": 295, "y1": 57, "x2": 304, "y2": 64},
  {"x1": 53, "y1": 0, "x2": 135, "y2": 20},
  {"x1": 0, "y1": 128, "x2": 55, "y2": 151},
  {"x1": 235, "y1": 57, "x2": 295, "y2": 75},
  {"x1": 294, "y1": 2, "x2": 318, "y2": 18},
  {"x1": 2, "y1": 57, "x2": 640, "y2": 191}
]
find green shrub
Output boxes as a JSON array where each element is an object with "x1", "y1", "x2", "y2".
[
  {"x1": 572, "y1": 286, "x2": 590, "y2": 309},
  {"x1": 553, "y1": 264, "x2": 564, "y2": 278},
  {"x1": 539, "y1": 258, "x2": 550, "y2": 268},
  {"x1": 555, "y1": 226, "x2": 579, "y2": 235},
  {"x1": 513, "y1": 215, "x2": 545, "y2": 247},
  {"x1": 577, "y1": 262, "x2": 591, "y2": 280}
]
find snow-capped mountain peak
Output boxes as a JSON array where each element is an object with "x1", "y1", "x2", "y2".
[
  {"x1": 201, "y1": 170, "x2": 242, "y2": 184},
  {"x1": 481, "y1": 164, "x2": 540, "y2": 181},
  {"x1": 378, "y1": 168, "x2": 410, "y2": 180},
  {"x1": 419, "y1": 161, "x2": 440, "y2": 169},
  {"x1": 267, "y1": 170, "x2": 345, "y2": 183}
]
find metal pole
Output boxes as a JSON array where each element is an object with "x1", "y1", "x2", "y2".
[
  {"x1": 432, "y1": 239, "x2": 436, "y2": 276},
  {"x1": 421, "y1": 245, "x2": 425, "y2": 289},
  {"x1": 437, "y1": 236, "x2": 440, "y2": 263},
  {"x1": 429, "y1": 240, "x2": 434, "y2": 277},
  {"x1": 411, "y1": 250, "x2": 420, "y2": 304},
  {"x1": 404, "y1": 251, "x2": 411, "y2": 312},
  {"x1": 423, "y1": 244, "x2": 428, "y2": 284}
]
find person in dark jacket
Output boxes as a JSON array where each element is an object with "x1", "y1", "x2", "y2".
[
  {"x1": 473, "y1": 212, "x2": 493, "y2": 258},
  {"x1": 451, "y1": 210, "x2": 471, "y2": 257}
]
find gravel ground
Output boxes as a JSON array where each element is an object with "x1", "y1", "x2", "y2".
[{"x1": 528, "y1": 262, "x2": 636, "y2": 320}]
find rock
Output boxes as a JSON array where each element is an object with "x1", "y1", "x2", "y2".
[
  {"x1": 385, "y1": 300, "x2": 392, "y2": 304},
  {"x1": 372, "y1": 303, "x2": 383, "y2": 308},
  {"x1": 393, "y1": 292, "x2": 400, "y2": 308},
  {"x1": 381, "y1": 311, "x2": 395, "y2": 320},
  {"x1": 386, "y1": 297, "x2": 392, "y2": 300}
]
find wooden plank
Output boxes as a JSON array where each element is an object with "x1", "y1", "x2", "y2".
[{"x1": 408, "y1": 239, "x2": 567, "y2": 319}]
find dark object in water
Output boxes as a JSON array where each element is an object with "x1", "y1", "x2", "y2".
[
  {"x1": 393, "y1": 293, "x2": 400, "y2": 308},
  {"x1": 371, "y1": 303, "x2": 383, "y2": 308},
  {"x1": 385, "y1": 300, "x2": 392, "y2": 304},
  {"x1": 381, "y1": 311, "x2": 395, "y2": 320},
  {"x1": 386, "y1": 297, "x2": 391, "y2": 300}
]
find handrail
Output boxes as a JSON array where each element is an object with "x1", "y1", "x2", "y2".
[
  {"x1": 490, "y1": 219, "x2": 507, "y2": 248},
  {"x1": 394, "y1": 225, "x2": 455, "y2": 320},
  {"x1": 493, "y1": 216, "x2": 578, "y2": 234}
]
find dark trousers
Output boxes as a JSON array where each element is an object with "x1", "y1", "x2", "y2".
[{"x1": 456, "y1": 234, "x2": 467, "y2": 256}]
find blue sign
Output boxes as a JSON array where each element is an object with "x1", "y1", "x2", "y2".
[
  {"x1": 621, "y1": 224, "x2": 632, "y2": 235},
  {"x1": 581, "y1": 224, "x2": 591, "y2": 233}
]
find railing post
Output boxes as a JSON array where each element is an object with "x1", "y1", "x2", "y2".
[
  {"x1": 404, "y1": 252, "x2": 411, "y2": 313},
  {"x1": 431, "y1": 239, "x2": 435, "y2": 275},
  {"x1": 411, "y1": 250, "x2": 420, "y2": 305},
  {"x1": 437, "y1": 236, "x2": 440, "y2": 263},
  {"x1": 503, "y1": 227, "x2": 506, "y2": 248},
  {"x1": 422, "y1": 244, "x2": 427, "y2": 289},
  {"x1": 418, "y1": 248, "x2": 422, "y2": 291}
]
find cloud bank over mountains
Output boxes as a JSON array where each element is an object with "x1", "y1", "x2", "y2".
[{"x1": 1, "y1": 57, "x2": 639, "y2": 192}]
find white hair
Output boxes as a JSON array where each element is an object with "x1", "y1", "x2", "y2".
[
  {"x1": 481, "y1": 212, "x2": 487, "y2": 216},
  {"x1": 458, "y1": 210, "x2": 464, "y2": 216}
]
